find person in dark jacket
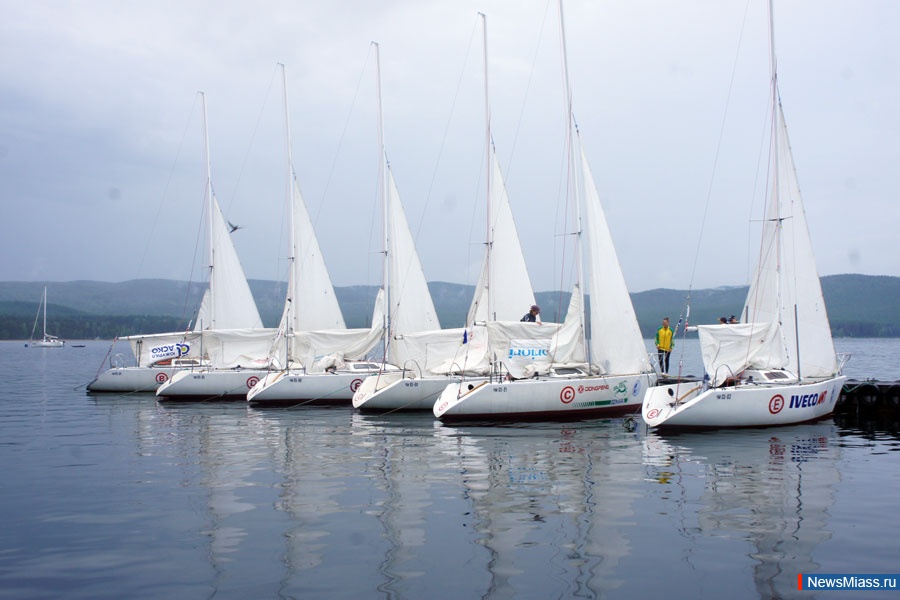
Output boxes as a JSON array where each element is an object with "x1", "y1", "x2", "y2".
[{"x1": 521, "y1": 304, "x2": 542, "y2": 324}]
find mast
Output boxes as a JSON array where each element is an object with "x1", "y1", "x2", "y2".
[
  {"x1": 767, "y1": 0, "x2": 793, "y2": 376},
  {"x1": 199, "y1": 91, "x2": 215, "y2": 329},
  {"x1": 558, "y1": 0, "x2": 588, "y2": 361},
  {"x1": 480, "y1": 12, "x2": 494, "y2": 322},
  {"x1": 42, "y1": 287, "x2": 47, "y2": 338},
  {"x1": 373, "y1": 42, "x2": 390, "y2": 359},
  {"x1": 279, "y1": 63, "x2": 294, "y2": 365}
]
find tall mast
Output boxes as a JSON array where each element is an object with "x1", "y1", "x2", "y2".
[
  {"x1": 479, "y1": 12, "x2": 494, "y2": 322},
  {"x1": 558, "y1": 0, "x2": 587, "y2": 358},
  {"x1": 199, "y1": 91, "x2": 215, "y2": 329},
  {"x1": 373, "y1": 42, "x2": 390, "y2": 357},
  {"x1": 43, "y1": 287, "x2": 47, "y2": 338},
  {"x1": 279, "y1": 64, "x2": 295, "y2": 367},
  {"x1": 767, "y1": 0, "x2": 790, "y2": 372},
  {"x1": 279, "y1": 64, "x2": 295, "y2": 338}
]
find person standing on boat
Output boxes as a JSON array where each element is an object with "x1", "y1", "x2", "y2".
[
  {"x1": 655, "y1": 317, "x2": 674, "y2": 375},
  {"x1": 521, "y1": 304, "x2": 542, "y2": 324}
]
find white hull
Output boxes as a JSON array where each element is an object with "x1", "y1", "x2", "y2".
[
  {"x1": 87, "y1": 366, "x2": 174, "y2": 393},
  {"x1": 156, "y1": 368, "x2": 270, "y2": 401},
  {"x1": 642, "y1": 375, "x2": 846, "y2": 429},
  {"x1": 352, "y1": 372, "x2": 475, "y2": 412},
  {"x1": 434, "y1": 372, "x2": 657, "y2": 421},
  {"x1": 248, "y1": 363, "x2": 397, "y2": 406},
  {"x1": 29, "y1": 339, "x2": 64, "y2": 348}
]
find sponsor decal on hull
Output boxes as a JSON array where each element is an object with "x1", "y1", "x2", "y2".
[{"x1": 150, "y1": 343, "x2": 190, "y2": 361}]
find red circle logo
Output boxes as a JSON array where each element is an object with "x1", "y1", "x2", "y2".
[
  {"x1": 769, "y1": 394, "x2": 785, "y2": 414},
  {"x1": 155, "y1": 372, "x2": 168, "y2": 383},
  {"x1": 246, "y1": 376, "x2": 260, "y2": 389},
  {"x1": 647, "y1": 408, "x2": 660, "y2": 419},
  {"x1": 560, "y1": 386, "x2": 576, "y2": 404},
  {"x1": 350, "y1": 378, "x2": 363, "y2": 393}
]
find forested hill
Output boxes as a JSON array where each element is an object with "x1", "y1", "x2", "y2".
[{"x1": 0, "y1": 274, "x2": 897, "y2": 339}]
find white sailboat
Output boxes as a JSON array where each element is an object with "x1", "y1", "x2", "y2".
[
  {"x1": 87, "y1": 92, "x2": 264, "y2": 394},
  {"x1": 434, "y1": 0, "x2": 656, "y2": 421},
  {"x1": 247, "y1": 47, "x2": 430, "y2": 407},
  {"x1": 28, "y1": 286, "x2": 65, "y2": 348},
  {"x1": 642, "y1": 0, "x2": 846, "y2": 429},
  {"x1": 352, "y1": 14, "x2": 538, "y2": 412}
]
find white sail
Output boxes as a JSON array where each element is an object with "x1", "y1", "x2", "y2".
[
  {"x1": 579, "y1": 139, "x2": 650, "y2": 375},
  {"x1": 384, "y1": 165, "x2": 440, "y2": 369},
  {"x1": 282, "y1": 173, "x2": 346, "y2": 332},
  {"x1": 467, "y1": 147, "x2": 537, "y2": 324},
  {"x1": 196, "y1": 92, "x2": 262, "y2": 331},
  {"x1": 743, "y1": 101, "x2": 837, "y2": 380},
  {"x1": 205, "y1": 194, "x2": 263, "y2": 330}
]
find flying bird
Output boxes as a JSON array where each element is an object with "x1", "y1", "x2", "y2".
[{"x1": 227, "y1": 220, "x2": 242, "y2": 233}]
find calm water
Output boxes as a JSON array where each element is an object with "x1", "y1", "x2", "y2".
[{"x1": 1, "y1": 339, "x2": 899, "y2": 599}]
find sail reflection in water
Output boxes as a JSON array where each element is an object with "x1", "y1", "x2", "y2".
[{"x1": 642, "y1": 424, "x2": 838, "y2": 599}]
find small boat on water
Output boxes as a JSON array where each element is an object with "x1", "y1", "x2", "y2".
[
  {"x1": 642, "y1": 0, "x2": 847, "y2": 429},
  {"x1": 28, "y1": 287, "x2": 64, "y2": 348}
]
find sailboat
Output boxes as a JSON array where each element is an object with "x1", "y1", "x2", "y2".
[
  {"x1": 642, "y1": 0, "x2": 846, "y2": 429},
  {"x1": 247, "y1": 46, "x2": 434, "y2": 407},
  {"x1": 352, "y1": 14, "x2": 538, "y2": 412},
  {"x1": 434, "y1": 0, "x2": 656, "y2": 421},
  {"x1": 87, "y1": 92, "x2": 263, "y2": 393},
  {"x1": 28, "y1": 286, "x2": 65, "y2": 348}
]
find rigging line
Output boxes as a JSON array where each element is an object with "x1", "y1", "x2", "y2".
[
  {"x1": 745, "y1": 92, "x2": 772, "y2": 288},
  {"x1": 136, "y1": 93, "x2": 199, "y2": 320},
  {"x1": 414, "y1": 14, "x2": 480, "y2": 246},
  {"x1": 392, "y1": 17, "x2": 483, "y2": 326},
  {"x1": 505, "y1": 0, "x2": 554, "y2": 179},
  {"x1": 224, "y1": 67, "x2": 278, "y2": 216},
  {"x1": 686, "y1": 0, "x2": 755, "y2": 293},
  {"x1": 182, "y1": 171, "x2": 208, "y2": 328}
]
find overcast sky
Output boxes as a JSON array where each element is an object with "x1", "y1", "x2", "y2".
[{"x1": 2, "y1": 0, "x2": 897, "y2": 294}]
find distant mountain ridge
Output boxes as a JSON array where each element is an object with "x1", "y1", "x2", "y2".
[{"x1": 0, "y1": 274, "x2": 897, "y2": 339}]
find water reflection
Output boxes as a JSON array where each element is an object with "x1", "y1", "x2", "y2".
[
  {"x1": 643, "y1": 423, "x2": 839, "y2": 600},
  {"x1": 434, "y1": 420, "x2": 644, "y2": 598}
]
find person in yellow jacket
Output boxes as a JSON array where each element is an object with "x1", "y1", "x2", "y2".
[{"x1": 655, "y1": 317, "x2": 674, "y2": 375}]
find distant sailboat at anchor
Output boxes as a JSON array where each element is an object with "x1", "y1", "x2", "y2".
[{"x1": 29, "y1": 286, "x2": 65, "y2": 348}]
